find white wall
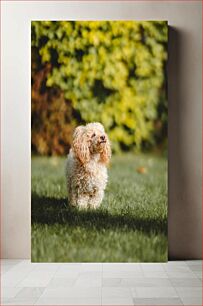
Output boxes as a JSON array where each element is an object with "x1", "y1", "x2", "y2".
[{"x1": 1, "y1": 1, "x2": 202, "y2": 259}]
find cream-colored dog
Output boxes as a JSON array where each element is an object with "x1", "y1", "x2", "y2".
[{"x1": 66, "y1": 122, "x2": 111, "y2": 209}]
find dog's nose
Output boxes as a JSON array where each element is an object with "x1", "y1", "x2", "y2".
[{"x1": 100, "y1": 135, "x2": 105, "y2": 141}]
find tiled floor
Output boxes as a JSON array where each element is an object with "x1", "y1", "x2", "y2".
[{"x1": 1, "y1": 260, "x2": 202, "y2": 305}]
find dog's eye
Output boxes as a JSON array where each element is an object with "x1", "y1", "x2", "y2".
[{"x1": 91, "y1": 133, "x2": 96, "y2": 138}]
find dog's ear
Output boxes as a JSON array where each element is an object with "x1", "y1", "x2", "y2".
[
  {"x1": 100, "y1": 136, "x2": 111, "y2": 165},
  {"x1": 72, "y1": 125, "x2": 90, "y2": 164}
]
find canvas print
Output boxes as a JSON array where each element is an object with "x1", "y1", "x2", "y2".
[{"x1": 31, "y1": 21, "x2": 168, "y2": 262}]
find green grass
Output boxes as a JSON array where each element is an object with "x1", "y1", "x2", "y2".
[{"x1": 31, "y1": 154, "x2": 168, "y2": 262}]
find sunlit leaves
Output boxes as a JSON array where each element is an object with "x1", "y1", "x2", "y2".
[{"x1": 31, "y1": 21, "x2": 168, "y2": 152}]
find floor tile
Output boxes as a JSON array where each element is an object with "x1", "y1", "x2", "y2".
[
  {"x1": 2, "y1": 265, "x2": 15, "y2": 274},
  {"x1": 3, "y1": 296, "x2": 38, "y2": 305},
  {"x1": 103, "y1": 270, "x2": 143, "y2": 278},
  {"x1": 81, "y1": 263, "x2": 102, "y2": 272},
  {"x1": 170, "y1": 278, "x2": 202, "y2": 287},
  {"x1": 164, "y1": 265, "x2": 192, "y2": 272},
  {"x1": 164, "y1": 261, "x2": 187, "y2": 266},
  {"x1": 189, "y1": 265, "x2": 202, "y2": 272},
  {"x1": 140, "y1": 263, "x2": 165, "y2": 272},
  {"x1": 102, "y1": 287, "x2": 132, "y2": 298},
  {"x1": 180, "y1": 296, "x2": 202, "y2": 305},
  {"x1": 54, "y1": 265, "x2": 81, "y2": 278},
  {"x1": 15, "y1": 287, "x2": 45, "y2": 298},
  {"x1": 135, "y1": 287, "x2": 178, "y2": 298},
  {"x1": 175, "y1": 287, "x2": 202, "y2": 298},
  {"x1": 143, "y1": 271, "x2": 168, "y2": 278},
  {"x1": 79, "y1": 271, "x2": 102, "y2": 278},
  {"x1": 102, "y1": 297, "x2": 134, "y2": 305},
  {"x1": 186, "y1": 260, "x2": 202, "y2": 266},
  {"x1": 41, "y1": 286, "x2": 101, "y2": 298},
  {"x1": 57, "y1": 263, "x2": 82, "y2": 267},
  {"x1": 102, "y1": 278, "x2": 123, "y2": 287},
  {"x1": 171, "y1": 261, "x2": 187, "y2": 264},
  {"x1": 0, "y1": 260, "x2": 23, "y2": 265},
  {"x1": 74, "y1": 271, "x2": 102, "y2": 287},
  {"x1": 166, "y1": 271, "x2": 197, "y2": 278},
  {"x1": 123, "y1": 277, "x2": 172, "y2": 287},
  {"x1": 75, "y1": 277, "x2": 102, "y2": 287},
  {"x1": 194, "y1": 271, "x2": 202, "y2": 279},
  {"x1": 47, "y1": 277, "x2": 76, "y2": 288},
  {"x1": 1, "y1": 260, "x2": 202, "y2": 306},
  {"x1": 57, "y1": 263, "x2": 82, "y2": 271},
  {"x1": 31, "y1": 263, "x2": 59, "y2": 272},
  {"x1": 103, "y1": 263, "x2": 142, "y2": 273},
  {"x1": 2, "y1": 261, "x2": 35, "y2": 287},
  {"x1": 17, "y1": 271, "x2": 56, "y2": 287},
  {"x1": 54, "y1": 271, "x2": 80, "y2": 278},
  {"x1": 35, "y1": 297, "x2": 101, "y2": 305},
  {"x1": 1, "y1": 299, "x2": 10, "y2": 305},
  {"x1": 2, "y1": 287, "x2": 22, "y2": 299},
  {"x1": 133, "y1": 297, "x2": 183, "y2": 305}
]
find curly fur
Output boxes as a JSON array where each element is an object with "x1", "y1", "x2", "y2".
[{"x1": 66, "y1": 122, "x2": 111, "y2": 209}]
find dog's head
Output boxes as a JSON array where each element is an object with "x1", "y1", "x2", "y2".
[{"x1": 72, "y1": 122, "x2": 111, "y2": 165}]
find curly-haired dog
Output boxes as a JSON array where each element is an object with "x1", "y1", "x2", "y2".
[{"x1": 66, "y1": 122, "x2": 111, "y2": 209}]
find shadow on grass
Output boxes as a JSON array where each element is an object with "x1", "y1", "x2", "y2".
[{"x1": 31, "y1": 194, "x2": 167, "y2": 235}]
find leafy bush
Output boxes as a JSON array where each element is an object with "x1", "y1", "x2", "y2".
[
  {"x1": 32, "y1": 21, "x2": 167, "y2": 154},
  {"x1": 31, "y1": 48, "x2": 76, "y2": 155}
]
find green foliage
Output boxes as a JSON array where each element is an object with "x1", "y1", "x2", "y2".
[
  {"x1": 32, "y1": 154, "x2": 168, "y2": 262},
  {"x1": 31, "y1": 49, "x2": 75, "y2": 155},
  {"x1": 32, "y1": 21, "x2": 168, "y2": 153}
]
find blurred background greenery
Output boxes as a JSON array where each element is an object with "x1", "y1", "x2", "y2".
[{"x1": 31, "y1": 21, "x2": 168, "y2": 155}]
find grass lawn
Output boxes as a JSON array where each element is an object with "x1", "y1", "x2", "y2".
[{"x1": 31, "y1": 154, "x2": 168, "y2": 262}]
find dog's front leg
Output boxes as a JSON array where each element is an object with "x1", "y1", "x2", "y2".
[
  {"x1": 89, "y1": 190, "x2": 104, "y2": 209},
  {"x1": 85, "y1": 178, "x2": 98, "y2": 196},
  {"x1": 76, "y1": 194, "x2": 90, "y2": 209}
]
